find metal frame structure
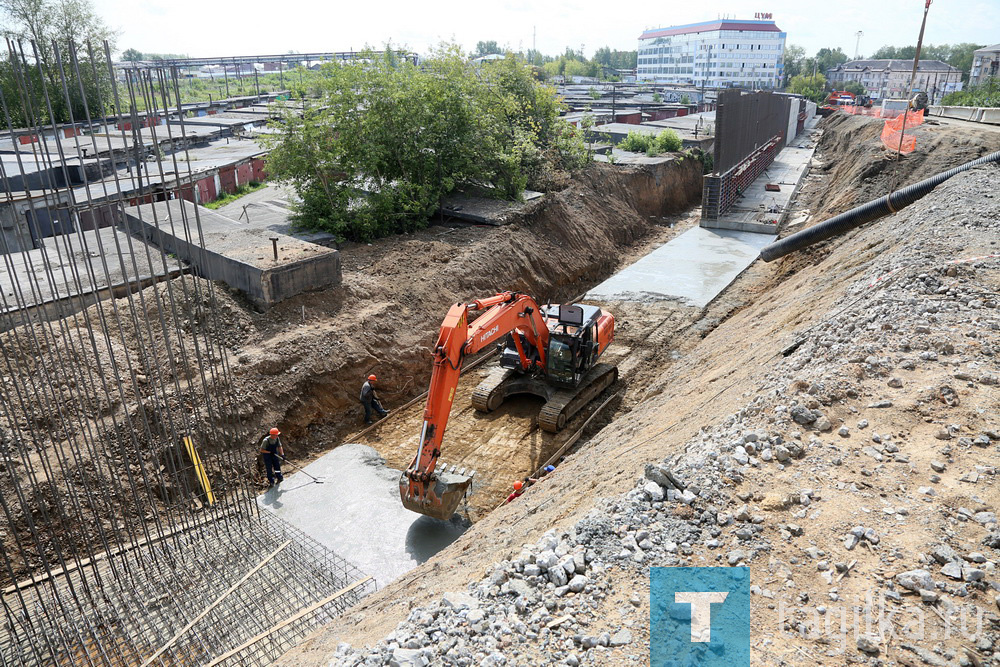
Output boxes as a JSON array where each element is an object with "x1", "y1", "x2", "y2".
[{"x1": 0, "y1": 39, "x2": 374, "y2": 665}]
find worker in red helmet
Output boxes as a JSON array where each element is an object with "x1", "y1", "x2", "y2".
[
  {"x1": 259, "y1": 427, "x2": 285, "y2": 488},
  {"x1": 360, "y1": 373, "x2": 388, "y2": 425},
  {"x1": 504, "y1": 480, "x2": 525, "y2": 504}
]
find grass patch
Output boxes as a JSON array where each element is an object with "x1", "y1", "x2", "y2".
[{"x1": 203, "y1": 181, "x2": 267, "y2": 209}]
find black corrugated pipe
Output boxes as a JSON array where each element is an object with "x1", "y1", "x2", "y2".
[{"x1": 760, "y1": 149, "x2": 1000, "y2": 262}]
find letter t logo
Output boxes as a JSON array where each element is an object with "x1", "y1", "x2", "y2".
[{"x1": 675, "y1": 591, "x2": 729, "y2": 642}]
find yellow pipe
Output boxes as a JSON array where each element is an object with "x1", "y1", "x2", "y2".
[{"x1": 183, "y1": 436, "x2": 215, "y2": 505}]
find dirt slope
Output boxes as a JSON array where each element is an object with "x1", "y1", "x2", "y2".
[{"x1": 278, "y1": 116, "x2": 1000, "y2": 666}]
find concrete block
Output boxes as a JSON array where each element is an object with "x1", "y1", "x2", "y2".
[
  {"x1": 980, "y1": 108, "x2": 1000, "y2": 125},
  {"x1": 121, "y1": 199, "x2": 340, "y2": 307}
]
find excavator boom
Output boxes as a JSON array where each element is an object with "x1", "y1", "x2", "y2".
[{"x1": 400, "y1": 292, "x2": 548, "y2": 520}]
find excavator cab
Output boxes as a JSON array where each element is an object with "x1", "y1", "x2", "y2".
[{"x1": 543, "y1": 304, "x2": 605, "y2": 388}]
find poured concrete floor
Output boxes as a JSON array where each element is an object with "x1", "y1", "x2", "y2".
[
  {"x1": 585, "y1": 226, "x2": 774, "y2": 307},
  {"x1": 256, "y1": 444, "x2": 468, "y2": 586}
]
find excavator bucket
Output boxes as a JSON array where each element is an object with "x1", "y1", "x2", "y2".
[{"x1": 399, "y1": 467, "x2": 474, "y2": 521}]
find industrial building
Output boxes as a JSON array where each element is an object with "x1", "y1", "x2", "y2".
[
  {"x1": 970, "y1": 44, "x2": 1000, "y2": 86},
  {"x1": 637, "y1": 18, "x2": 786, "y2": 89},
  {"x1": 826, "y1": 59, "x2": 963, "y2": 102}
]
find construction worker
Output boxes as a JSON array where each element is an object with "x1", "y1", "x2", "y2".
[
  {"x1": 504, "y1": 480, "x2": 525, "y2": 504},
  {"x1": 360, "y1": 374, "x2": 388, "y2": 425},
  {"x1": 259, "y1": 427, "x2": 285, "y2": 488}
]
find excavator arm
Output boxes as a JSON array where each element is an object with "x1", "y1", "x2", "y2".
[{"x1": 400, "y1": 292, "x2": 549, "y2": 519}]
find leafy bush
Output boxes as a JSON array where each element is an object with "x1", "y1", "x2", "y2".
[
  {"x1": 203, "y1": 182, "x2": 266, "y2": 209},
  {"x1": 687, "y1": 148, "x2": 714, "y2": 174},
  {"x1": 262, "y1": 46, "x2": 587, "y2": 242},
  {"x1": 618, "y1": 129, "x2": 682, "y2": 155},
  {"x1": 618, "y1": 131, "x2": 653, "y2": 153},
  {"x1": 655, "y1": 129, "x2": 682, "y2": 153},
  {"x1": 942, "y1": 79, "x2": 1000, "y2": 107}
]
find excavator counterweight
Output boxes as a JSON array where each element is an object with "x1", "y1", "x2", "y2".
[{"x1": 400, "y1": 292, "x2": 616, "y2": 520}]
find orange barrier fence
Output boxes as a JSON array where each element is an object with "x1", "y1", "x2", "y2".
[
  {"x1": 880, "y1": 110, "x2": 924, "y2": 154},
  {"x1": 841, "y1": 105, "x2": 905, "y2": 119}
]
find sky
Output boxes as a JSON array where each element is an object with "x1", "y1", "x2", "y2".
[{"x1": 92, "y1": 0, "x2": 1000, "y2": 60}]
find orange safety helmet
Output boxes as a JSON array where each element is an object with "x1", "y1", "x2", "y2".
[
  {"x1": 368, "y1": 374, "x2": 377, "y2": 382},
  {"x1": 513, "y1": 480, "x2": 523, "y2": 491},
  {"x1": 269, "y1": 427, "x2": 280, "y2": 436}
]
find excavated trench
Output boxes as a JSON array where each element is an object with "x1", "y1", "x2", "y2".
[
  {"x1": 263, "y1": 114, "x2": 1000, "y2": 576},
  {"x1": 248, "y1": 157, "x2": 712, "y2": 577}
]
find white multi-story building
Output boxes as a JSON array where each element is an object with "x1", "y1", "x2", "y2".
[
  {"x1": 827, "y1": 60, "x2": 963, "y2": 102},
  {"x1": 970, "y1": 44, "x2": 1000, "y2": 86},
  {"x1": 637, "y1": 19, "x2": 786, "y2": 88}
]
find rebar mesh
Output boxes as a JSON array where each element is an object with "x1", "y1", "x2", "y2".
[{"x1": 0, "y1": 40, "x2": 374, "y2": 665}]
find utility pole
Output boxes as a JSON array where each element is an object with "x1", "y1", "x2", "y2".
[
  {"x1": 908, "y1": 0, "x2": 932, "y2": 95},
  {"x1": 854, "y1": 31, "x2": 864, "y2": 60}
]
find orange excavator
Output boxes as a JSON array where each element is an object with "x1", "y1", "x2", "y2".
[{"x1": 400, "y1": 291, "x2": 617, "y2": 520}]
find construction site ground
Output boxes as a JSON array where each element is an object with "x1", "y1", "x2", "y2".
[
  {"x1": 5, "y1": 111, "x2": 1000, "y2": 666},
  {"x1": 274, "y1": 112, "x2": 1000, "y2": 666}
]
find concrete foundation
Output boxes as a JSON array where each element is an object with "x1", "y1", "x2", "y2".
[
  {"x1": 122, "y1": 199, "x2": 341, "y2": 307},
  {"x1": 585, "y1": 226, "x2": 774, "y2": 308},
  {"x1": 257, "y1": 444, "x2": 468, "y2": 586}
]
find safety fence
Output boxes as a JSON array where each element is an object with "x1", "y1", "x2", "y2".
[
  {"x1": 880, "y1": 110, "x2": 925, "y2": 154},
  {"x1": 840, "y1": 105, "x2": 907, "y2": 119}
]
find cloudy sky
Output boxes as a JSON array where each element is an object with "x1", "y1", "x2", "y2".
[{"x1": 93, "y1": 0, "x2": 999, "y2": 60}]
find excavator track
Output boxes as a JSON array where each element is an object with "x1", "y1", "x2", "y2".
[
  {"x1": 472, "y1": 367, "x2": 516, "y2": 412},
  {"x1": 537, "y1": 363, "x2": 618, "y2": 433}
]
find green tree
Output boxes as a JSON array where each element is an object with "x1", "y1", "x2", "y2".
[
  {"x1": 592, "y1": 46, "x2": 637, "y2": 70},
  {"x1": 945, "y1": 43, "x2": 983, "y2": 82},
  {"x1": 871, "y1": 45, "x2": 899, "y2": 59},
  {"x1": 121, "y1": 47, "x2": 143, "y2": 61},
  {"x1": 841, "y1": 80, "x2": 866, "y2": 95},
  {"x1": 942, "y1": 78, "x2": 1000, "y2": 106},
  {"x1": 475, "y1": 40, "x2": 501, "y2": 57},
  {"x1": 0, "y1": 0, "x2": 116, "y2": 124},
  {"x1": 787, "y1": 73, "x2": 827, "y2": 103},
  {"x1": 563, "y1": 59, "x2": 593, "y2": 79},
  {"x1": 815, "y1": 47, "x2": 848, "y2": 73},
  {"x1": 783, "y1": 44, "x2": 806, "y2": 80},
  {"x1": 262, "y1": 47, "x2": 587, "y2": 242}
]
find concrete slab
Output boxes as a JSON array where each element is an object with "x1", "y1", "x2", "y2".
[
  {"x1": 211, "y1": 183, "x2": 338, "y2": 245},
  {"x1": 701, "y1": 119, "x2": 821, "y2": 234},
  {"x1": 0, "y1": 226, "x2": 182, "y2": 327},
  {"x1": 123, "y1": 199, "x2": 341, "y2": 306},
  {"x1": 257, "y1": 444, "x2": 468, "y2": 586},
  {"x1": 439, "y1": 190, "x2": 544, "y2": 225},
  {"x1": 585, "y1": 226, "x2": 774, "y2": 308}
]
